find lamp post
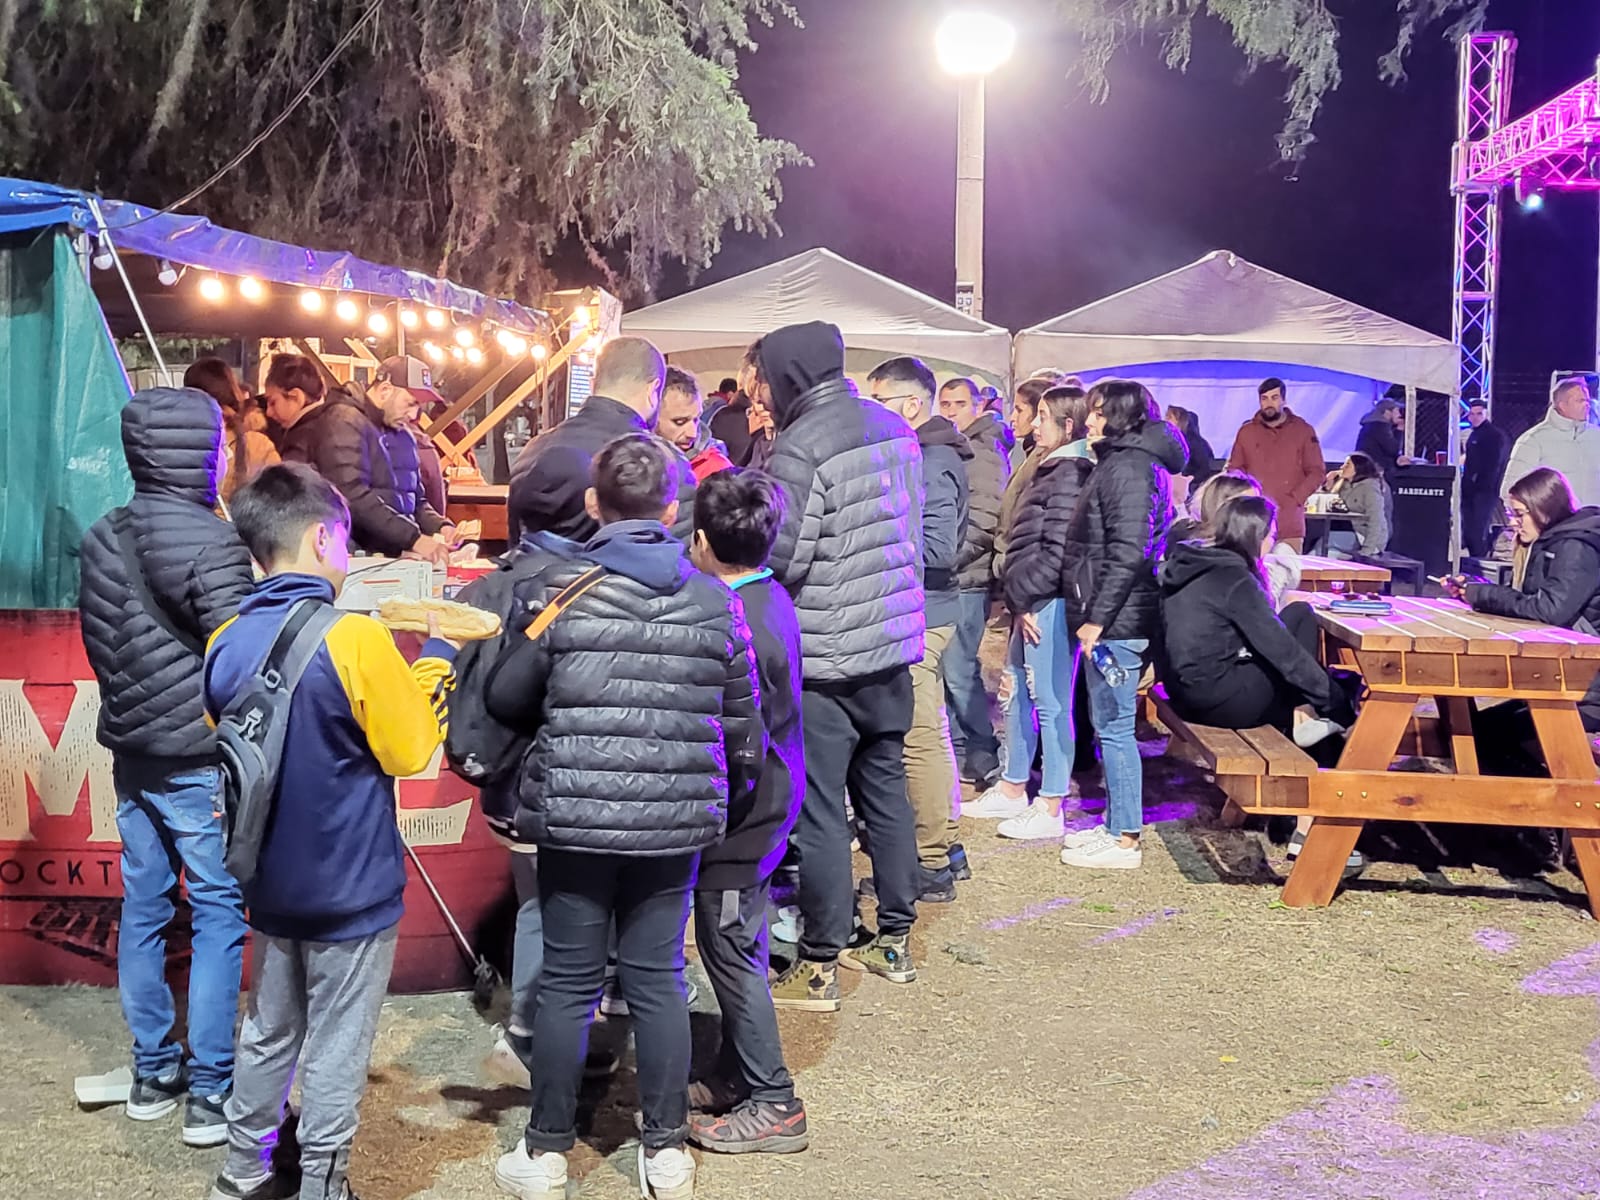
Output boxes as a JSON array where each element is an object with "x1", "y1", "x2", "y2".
[{"x1": 936, "y1": 10, "x2": 1016, "y2": 320}]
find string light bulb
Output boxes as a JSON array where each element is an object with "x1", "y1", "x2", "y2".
[
  {"x1": 450, "y1": 345, "x2": 466, "y2": 361},
  {"x1": 198, "y1": 275, "x2": 226, "y2": 302},
  {"x1": 569, "y1": 305, "x2": 591, "y2": 331},
  {"x1": 367, "y1": 311, "x2": 391, "y2": 336},
  {"x1": 238, "y1": 276, "x2": 265, "y2": 302},
  {"x1": 531, "y1": 343, "x2": 549, "y2": 361},
  {"x1": 299, "y1": 289, "x2": 324, "y2": 313},
  {"x1": 422, "y1": 342, "x2": 445, "y2": 363},
  {"x1": 425, "y1": 309, "x2": 448, "y2": 329},
  {"x1": 454, "y1": 326, "x2": 476, "y2": 348},
  {"x1": 91, "y1": 236, "x2": 115, "y2": 271},
  {"x1": 156, "y1": 260, "x2": 180, "y2": 287},
  {"x1": 504, "y1": 334, "x2": 528, "y2": 357},
  {"x1": 399, "y1": 308, "x2": 420, "y2": 330},
  {"x1": 465, "y1": 346, "x2": 484, "y2": 365},
  {"x1": 334, "y1": 296, "x2": 360, "y2": 323}
]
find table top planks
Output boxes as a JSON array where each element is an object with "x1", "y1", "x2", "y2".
[
  {"x1": 1298, "y1": 591, "x2": 1600, "y2": 659},
  {"x1": 1296, "y1": 555, "x2": 1391, "y2": 586}
]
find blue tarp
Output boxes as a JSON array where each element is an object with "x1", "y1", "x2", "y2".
[{"x1": 0, "y1": 177, "x2": 547, "y2": 334}]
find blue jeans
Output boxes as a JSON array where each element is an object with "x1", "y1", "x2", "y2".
[
  {"x1": 114, "y1": 760, "x2": 246, "y2": 1094},
  {"x1": 944, "y1": 590, "x2": 1000, "y2": 777},
  {"x1": 1083, "y1": 639, "x2": 1149, "y2": 838},
  {"x1": 1001, "y1": 599, "x2": 1080, "y2": 797},
  {"x1": 509, "y1": 851, "x2": 541, "y2": 1035}
]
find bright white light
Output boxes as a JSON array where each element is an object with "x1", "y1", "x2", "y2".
[
  {"x1": 454, "y1": 326, "x2": 476, "y2": 348},
  {"x1": 465, "y1": 346, "x2": 484, "y2": 365},
  {"x1": 367, "y1": 311, "x2": 391, "y2": 336},
  {"x1": 300, "y1": 289, "x2": 325, "y2": 313},
  {"x1": 422, "y1": 342, "x2": 445, "y2": 363},
  {"x1": 198, "y1": 275, "x2": 226, "y2": 302},
  {"x1": 334, "y1": 297, "x2": 360, "y2": 322},
  {"x1": 238, "y1": 276, "x2": 265, "y2": 302},
  {"x1": 425, "y1": 309, "x2": 448, "y2": 329},
  {"x1": 531, "y1": 343, "x2": 549, "y2": 361},
  {"x1": 505, "y1": 335, "x2": 528, "y2": 357},
  {"x1": 1522, "y1": 191, "x2": 1546, "y2": 212},
  {"x1": 935, "y1": 11, "x2": 1016, "y2": 76},
  {"x1": 569, "y1": 305, "x2": 591, "y2": 331},
  {"x1": 399, "y1": 308, "x2": 420, "y2": 330},
  {"x1": 450, "y1": 345, "x2": 466, "y2": 361}
]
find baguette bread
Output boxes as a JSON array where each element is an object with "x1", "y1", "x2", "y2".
[{"x1": 376, "y1": 596, "x2": 502, "y2": 641}]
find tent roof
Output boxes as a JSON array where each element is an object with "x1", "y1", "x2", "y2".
[
  {"x1": 1014, "y1": 250, "x2": 1460, "y2": 394},
  {"x1": 0, "y1": 176, "x2": 548, "y2": 334},
  {"x1": 622, "y1": 247, "x2": 1013, "y2": 376}
]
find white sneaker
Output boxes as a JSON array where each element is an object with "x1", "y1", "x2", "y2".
[
  {"x1": 997, "y1": 803, "x2": 1067, "y2": 841},
  {"x1": 1060, "y1": 836, "x2": 1142, "y2": 870},
  {"x1": 1293, "y1": 716, "x2": 1346, "y2": 749},
  {"x1": 639, "y1": 1144, "x2": 695, "y2": 1200},
  {"x1": 603, "y1": 979, "x2": 699, "y2": 1017},
  {"x1": 770, "y1": 904, "x2": 802, "y2": 944},
  {"x1": 1062, "y1": 823, "x2": 1111, "y2": 851},
  {"x1": 495, "y1": 1142, "x2": 567, "y2": 1200},
  {"x1": 966, "y1": 784, "x2": 1030, "y2": 820},
  {"x1": 482, "y1": 1027, "x2": 531, "y2": 1089}
]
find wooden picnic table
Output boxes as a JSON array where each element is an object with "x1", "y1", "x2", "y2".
[
  {"x1": 1261, "y1": 593, "x2": 1600, "y2": 914},
  {"x1": 1296, "y1": 555, "x2": 1391, "y2": 594}
]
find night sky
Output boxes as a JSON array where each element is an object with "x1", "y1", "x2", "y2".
[{"x1": 656, "y1": 0, "x2": 1600, "y2": 398}]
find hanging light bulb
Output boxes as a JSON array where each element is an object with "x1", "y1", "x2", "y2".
[
  {"x1": 334, "y1": 296, "x2": 360, "y2": 323},
  {"x1": 299, "y1": 289, "x2": 325, "y2": 313},
  {"x1": 198, "y1": 275, "x2": 227, "y2": 302},
  {"x1": 422, "y1": 341, "x2": 445, "y2": 364},
  {"x1": 465, "y1": 346, "x2": 485, "y2": 365},
  {"x1": 238, "y1": 276, "x2": 266, "y2": 302},
  {"x1": 399, "y1": 308, "x2": 420, "y2": 330},
  {"x1": 91, "y1": 236, "x2": 115, "y2": 271},
  {"x1": 156, "y1": 259, "x2": 180, "y2": 287},
  {"x1": 569, "y1": 305, "x2": 591, "y2": 331},
  {"x1": 494, "y1": 328, "x2": 514, "y2": 350},
  {"x1": 454, "y1": 326, "x2": 476, "y2": 348},
  {"x1": 367, "y1": 311, "x2": 391, "y2": 336},
  {"x1": 450, "y1": 345, "x2": 466, "y2": 361},
  {"x1": 531, "y1": 342, "x2": 549, "y2": 361},
  {"x1": 504, "y1": 334, "x2": 528, "y2": 357},
  {"x1": 425, "y1": 308, "x2": 448, "y2": 329}
]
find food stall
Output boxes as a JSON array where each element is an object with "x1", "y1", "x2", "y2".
[{"x1": 0, "y1": 176, "x2": 583, "y2": 991}]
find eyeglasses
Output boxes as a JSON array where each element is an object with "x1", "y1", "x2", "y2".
[
  {"x1": 1507, "y1": 505, "x2": 1534, "y2": 524},
  {"x1": 870, "y1": 393, "x2": 919, "y2": 406}
]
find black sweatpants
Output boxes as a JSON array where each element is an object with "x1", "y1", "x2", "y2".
[
  {"x1": 795, "y1": 666, "x2": 918, "y2": 961},
  {"x1": 1180, "y1": 601, "x2": 1324, "y2": 734},
  {"x1": 694, "y1": 880, "x2": 795, "y2": 1104},
  {"x1": 1463, "y1": 488, "x2": 1500, "y2": 560}
]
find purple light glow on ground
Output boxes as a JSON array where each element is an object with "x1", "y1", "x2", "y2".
[
  {"x1": 1091, "y1": 908, "x2": 1182, "y2": 944},
  {"x1": 1475, "y1": 928, "x2": 1520, "y2": 955},
  {"x1": 1524, "y1": 942, "x2": 1600, "y2": 997},
  {"x1": 982, "y1": 896, "x2": 1081, "y2": 932}
]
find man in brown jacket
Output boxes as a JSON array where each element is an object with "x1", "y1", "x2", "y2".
[{"x1": 1225, "y1": 378, "x2": 1326, "y2": 550}]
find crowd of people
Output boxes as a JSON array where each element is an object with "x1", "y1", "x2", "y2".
[{"x1": 74, "y1": 326, "x2": 1600, "y2": 1200}]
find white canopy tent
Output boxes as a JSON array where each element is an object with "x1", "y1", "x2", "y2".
[
  {"x1": 622, "y1": 247, "x2": 1014, "y2": 383},
  {"x1": 1013, "y1": 251, "x2": 1461, "y2": 459}
]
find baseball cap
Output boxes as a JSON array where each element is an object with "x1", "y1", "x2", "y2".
[{"x1": 376, "y1": 355, "x2": 447, "y2": 410}]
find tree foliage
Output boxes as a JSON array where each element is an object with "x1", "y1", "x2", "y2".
[
  {"x1": 0, "y1": 0, "x2": 806, "y2": 300},
  {"x1": 1056, "y1": 0, "x2": 1491, "y2": 160}
]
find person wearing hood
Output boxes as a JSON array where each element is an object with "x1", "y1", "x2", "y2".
[
  {"x1": 1225, "y1": 378, "x2": 1326, "y2": 551},
  {"x1": 971, "y1": 386, "x2": 1094, "y2": 838},
  {"x1": 656, "y1": 365, "x2": 734, "y2": 481},
  {"x1": 937, "y1": 376, "x2": 1010, "y2": 789},
  {"x1": 77, "y1": 386, "x2": 254, "y2": 1148},
  {"x1": 1058, "y1": 381, "x2": 1187, "y2": 871},
  {"x1": 1502, "y1": 378, "x2": 1600, "y2": 509},
  {"x1": 1353, "y1": 395, "x2": 1411, "y2": 489},
  {"x1": 506, "y1": 337, "x2": 697, "y2": 545},
  {"x1": 757, "y1": 321, "x2": 925, "y2": 1010},
  {"x1": 485, "y1": 434, "x2": 763, "y2": 1200},
  {"x1": 268, "y1": 353, "x2": 456, "y2": 565},
  {"x1": 866, "y1": 357, "x2": 974, "y2": 902}
]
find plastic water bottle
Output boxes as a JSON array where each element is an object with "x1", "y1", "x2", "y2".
[{"x1": 1090, "y1": 642, "x2": 1128, "y2": 687}]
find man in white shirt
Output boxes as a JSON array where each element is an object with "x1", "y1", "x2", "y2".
[{"x1": 1502, "y1": 378, "x2": 1600, "y2": 507}]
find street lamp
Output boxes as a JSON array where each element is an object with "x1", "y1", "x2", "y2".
[{"x1": 936, "y1": 10, "x2": 1016, "y2": 320}]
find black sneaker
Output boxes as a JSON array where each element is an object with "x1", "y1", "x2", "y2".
[
  {"x1": 209, "y1": 1172, "x2": 297, "y2": 1200},
  {"x1": 126, "y1": 1066, "x2": 185, "y2": 1121},
  {"x1": 183, "y1": 1090, "x2": 230, "y2": 1147},
  {"x1": 948, "y1": 843, "x2": 972, "y2": 882},
  {"x1": 916, "y1": 866, "x2": 957, "y2": 904},
  {"x1": 1286, "y1": 830, "x2": 1368, "y2": 877}
]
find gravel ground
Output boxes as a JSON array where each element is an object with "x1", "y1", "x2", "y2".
[{"x1": 9, "y1": 737, "x2": 1600, "y2": 1200}]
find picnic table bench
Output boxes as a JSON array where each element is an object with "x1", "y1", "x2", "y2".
[
  {"x1": 1224, "y1": 593, "x2": 1600, "y2": 915},
  {"x1": 1296, "y1": 555, "x2": 1391, "y2": 594},
  {"x1": 1151, "y1": 688, "x2": 1316, "y2": 828}
]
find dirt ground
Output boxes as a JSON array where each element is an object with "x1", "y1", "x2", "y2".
[{"x1": 9, "y1": 734, "x2": 1600, "y2": 1200}]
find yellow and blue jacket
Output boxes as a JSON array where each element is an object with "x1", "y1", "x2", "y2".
[{"x1": 204, "y1": 572, "x2": 455, "y2": 942}]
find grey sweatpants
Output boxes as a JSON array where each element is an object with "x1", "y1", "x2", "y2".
[{"x1": 223, "y1": 926, "x2": 398, "y2": 1200}]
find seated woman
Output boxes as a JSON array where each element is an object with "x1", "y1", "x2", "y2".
[
  {"x1": 1169, "y1": 470, "x2": 1301, "y2": 608},
  {"x1": 1325, "y1": 452, "x2": 1391, "y2": 559}
]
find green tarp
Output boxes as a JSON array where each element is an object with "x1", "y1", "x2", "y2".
[{"x1": 0, "y1": 228, "x2": 131, "y2": 608}]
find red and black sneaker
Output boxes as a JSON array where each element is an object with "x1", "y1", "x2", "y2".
[{"x1": 688, "y1": 1098, "x2": 809, "y2": 1155}]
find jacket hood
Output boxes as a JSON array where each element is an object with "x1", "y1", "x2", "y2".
[
  {"x1": 967, "y1": 410, "x2": 1012, "y2": 450},
  {"x1": 1099, "y1": 418, "x2": 1189, "y2": 474},
  {"x1": 1541, "y1": 506, "x2": 1600, "y2": 553},
  {"x1": 583, "y1": 519, "x2": 692, "y2": 590},
  {"x1": 1158, "y1": 539, "x2": 1256, "y2": 591},
  {"x1": 1361, "y1": 406, "x2": 1400, "y2": 426},
  {"x1": 758, "y1": 321, "x2": 848, "y2": 428},
  {"x1": 122, "y1": 386, "x2": 227, "y2": 506},
  {"x1": 918, "y1": 415, "x2": 975, "y2": 460}
]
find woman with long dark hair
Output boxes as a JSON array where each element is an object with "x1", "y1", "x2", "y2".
[
  {"x1": 183, "y1": 358, "x2": 278, "y2": 501},
  {"x1": 1326, "y1": 451, "x2": 1391, "y2": 557}
]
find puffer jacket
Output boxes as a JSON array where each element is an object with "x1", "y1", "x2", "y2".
[
  {"x1": 761, "y1": 322, "x2": 925, "y2": 682},
  {"x1": 1339, "y1": 475, "x2": 1391, "y2": 553},
  {"x1": 78, "y1": 387, "x2": 255, "y2": 763},
  {"x1": 955, "y1": 411, "x2": 1011, "y2": 592},
  {"x1": 280, "y1": 389, "x2": 446, "y2": 556},
  {"x1": 1467, "y1": 508, "x2": 1600, "y2": 634},
  {"x1": 918, "y1": 415, "x2": 973, "y2": 630},
  {"x1": 1001, "y1": 443, "x2": 1093, "y2": 615},
  {"x1": 485, "y1": 520, "x2": 764, "y2": 856},
  {"x1": 1354, "y1": 410, "x2": 1405, "y2": 488},
  {"x1": 1064, "y1": 420, "x2": 1187, "y2": 641},
  {"x1": 1502, "y1": 409, "x2": 1600, "y2": 508}
]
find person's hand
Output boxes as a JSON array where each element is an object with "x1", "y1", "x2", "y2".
[
  {"x1": 1077, "y1": 622, "x2": 1103, "y2": 653},
  {"x1": 1398, "y1": 454, "x2": 1415, "y2": 466},
  {"x1": 1441, "y1": 574, "x2": 1469, "y2": 600},
  {"x1": 406, "y1": 534, "x2": 452, "y2": 568},
  {"x1": 1017, "y1": 612, "x2": 1041, "y2": 646},
  {"x1": 1322, "y1": 469, "x2": 1341, "y2": 491},
  {"x1": 438, "y1": 523, "x2": 461, "y2": 550},
  {"x1": 426, "y1": 612, "x2": 463, "y2": 651}
]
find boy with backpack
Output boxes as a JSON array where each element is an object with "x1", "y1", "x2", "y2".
[
  {"x1": 202, "y1": 463, "x2": 458, "y2": 1200},
  {"x1": 484, "y1": 434, "x2": 763, "y2": 1200},
  {"x1": 683, "y1": 469, "x2": 809, "y2": 1154}
]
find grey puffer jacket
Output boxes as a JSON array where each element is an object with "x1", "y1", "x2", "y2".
[
  {"x1": 484, "y1": 521, "x2": 764, "y2": 856},
  {"x1": 78, "y1": 388, "x2": 255, "y2": 763},
  {"x1": 761, "y1": 322, "x2": 925, "y2": 682},
  {"x1": 956, "y1": 411, "x2": 1011, "y2": 592}
]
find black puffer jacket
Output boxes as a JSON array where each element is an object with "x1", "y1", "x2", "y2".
[
  {"x1": 1001, "y1": 445, "x2": 1094, "y2": 615},
  {"x1": 1467, "y1": 508, "x2": 1600, "y2": 633},
  {"x1": 918, "y1": 415, "x2": 973, "y2": 629},
  {"x1": 78, "y1": 388, "x2": 255, "y2": 763},
  {"x1": 955, "y1": 412, "x2": 1012, "y2": 592},
  {"x1": 280, "y1": 389, "x2": 446, "y2": 556},
  {"x1": 485, "y1": 520, "x2": 764, "y2": 856},
  {"x1": 1355, "y1": 411, "x2": 1405, "y2": 488},
  {"x1": 761, "y1": 322, "x2": 925, "y2": 682},
  {"x1": 1064, "y1": 420, "x2": 1187, "y2": 641}
]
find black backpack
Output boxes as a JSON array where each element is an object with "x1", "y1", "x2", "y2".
[{"x1": 210, "y1": 600, "x2": 341, "y2": 888}]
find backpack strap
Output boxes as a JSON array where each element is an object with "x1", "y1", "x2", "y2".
[
  {"x1": 524, "y1": 565, "x2": 606, "y2": 642},
  {"x1": 113, "y1": 507, "x2": 206, "y2": 658},
  {"x1": 260, "y1": 599, "x2": 343, "y2": 699}
]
